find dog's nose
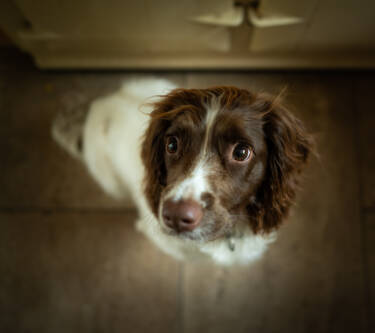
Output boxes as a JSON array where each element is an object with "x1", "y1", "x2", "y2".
[{"x1": 162, "y1": 199, "x2": 203, "y2": 232}]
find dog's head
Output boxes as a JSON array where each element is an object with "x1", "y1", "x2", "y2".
[{"x1": 141, "y1": 87, "x2": 313, "y2": 242}]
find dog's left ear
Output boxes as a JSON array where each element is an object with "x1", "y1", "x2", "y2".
[
  {"x1": 141, "y1": 115, "x2": 169, "y2": 216},
  {"x1": 248, "y1": 96, "x2": 314, "y2": 233}
]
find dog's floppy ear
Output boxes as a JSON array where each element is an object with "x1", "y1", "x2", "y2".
[
  {"x1": 248, "y1": 95, "x2": 314, "y2": 233},
  {"x1": 141, "y1": 114, "x2": 169, "y2": 216},
  {"x1": 140, "y1": 88, "x2": 197, "y2": 216}
]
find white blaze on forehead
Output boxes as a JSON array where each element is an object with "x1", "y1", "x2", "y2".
[
  {"x1": 202, "y1": 95, "x2": 221, "y2": 154},
  {"x1": 166, "y1": 95, "x2": 222, "y2": 205}
]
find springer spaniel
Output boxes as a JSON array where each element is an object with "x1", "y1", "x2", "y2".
[{"x1": 53, "y1": 78, "x2": 313, "y2": 265}]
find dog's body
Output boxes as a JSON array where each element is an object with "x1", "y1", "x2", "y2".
[{"x1": 53, "y1": 78, "x2": 312, "y2": 265}]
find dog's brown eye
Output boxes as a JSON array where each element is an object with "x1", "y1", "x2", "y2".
[
  {"x1": 166, "y1": 136, "x2": 178, "y2": 154},
  {"x1": 232, "y1": 143, "x2": 252, "y2": 162}
]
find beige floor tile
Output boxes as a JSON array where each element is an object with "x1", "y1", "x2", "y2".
[
  {"x1": 356, "y1": 76, "x2": 375, "y2": 208},
  {"x1": 0, "y1": 135, "x2": 129, "y2": 209},
  {"x1": 182, "y1": 74, "x2": 365, "y2": 333},
  {"x1": 0, "y1": 212, "x2": 180, "y2": 333}
]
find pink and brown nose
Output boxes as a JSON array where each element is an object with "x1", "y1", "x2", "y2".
[{"x1": 162, "y1": 199, "x2": 203, "y2": 232}]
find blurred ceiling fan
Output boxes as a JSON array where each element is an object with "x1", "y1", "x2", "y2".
[{"x1": 189, "y1": 0, "x2": 303, "y2": 51}]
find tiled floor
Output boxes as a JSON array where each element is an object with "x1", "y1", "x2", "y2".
[{"x1": 0, "y1": 54, "x2": 374, "y2": 333}]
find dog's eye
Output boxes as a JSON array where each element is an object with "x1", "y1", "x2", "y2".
[
  {"x1": 166, "y1": 136, "x2": 179, "y2": 154},
  {"x1": 232, "y1": 143, "x2": 252, "y2": 162}
]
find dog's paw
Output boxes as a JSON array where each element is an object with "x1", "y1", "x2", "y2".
[{"x1": 52, "y1": 93, "x2": 89, "y2": 160}]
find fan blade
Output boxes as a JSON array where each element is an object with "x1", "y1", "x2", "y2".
[
  {"x1": 248, "y1": 9, "x2": 303, "y2": 28},
  {"x1": 188, "y1": 7, "x2": 243, "y2": 27}
]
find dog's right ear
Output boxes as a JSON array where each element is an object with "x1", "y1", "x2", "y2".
[{"x1": 141, "y1": 112, "x2": 170, "y2": 216}]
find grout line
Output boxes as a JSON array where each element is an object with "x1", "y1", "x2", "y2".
[{"x1": 352, "y1": 77, "x2": 371, "y2": 333}]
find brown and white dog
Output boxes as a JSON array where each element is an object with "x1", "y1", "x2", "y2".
[{"x1": 53, "y1": 78, "x2": 313, "y2": 265}]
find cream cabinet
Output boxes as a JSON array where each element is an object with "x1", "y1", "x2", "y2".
[{"x1": 1, "y1": 0, "x2": 374, "y2": 69}]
